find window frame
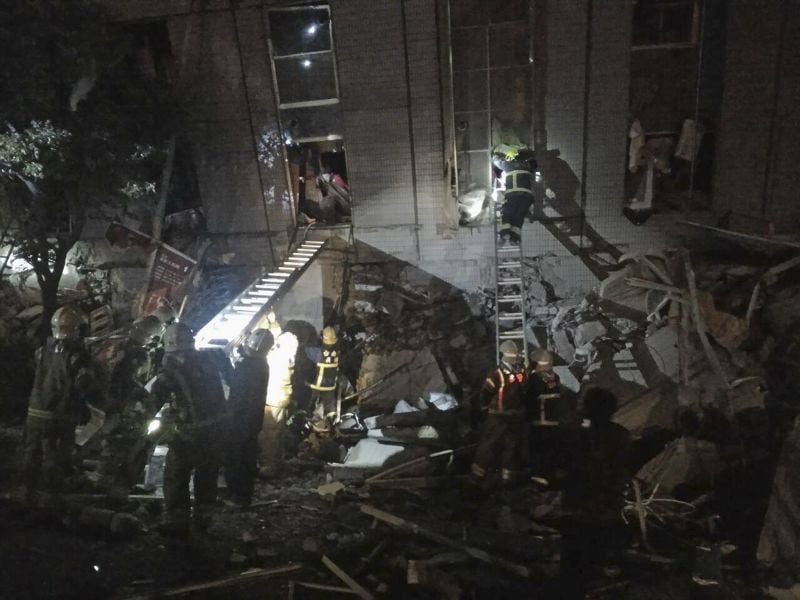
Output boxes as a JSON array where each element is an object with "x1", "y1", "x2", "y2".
[
  {"x1": 631, "y1": 0, "x2": 700, "y2": 51},
  {"x1": 267, "y1": 4, "x2": 340, "y2": 109}
]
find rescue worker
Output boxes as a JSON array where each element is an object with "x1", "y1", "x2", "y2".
[
  {"x1": 259, "y1": 329, "x2": 298, "y2": 479},
  {"x1": 307, "y1": 326, "x2": 340, "y2": 429},
  {"x1": 526, "y1": 348, "x2": 572, "y2": 483},
  {"x1": 99, "y1": 316, "x2": 161, "y2": 493},
  {"x1": 149, "y1": 323, "x2": 228, "y2": 534},
  {"x1": 492, "y1": 144, "x2": 541, "y2": 246},
  {"x1": 560, "y1": 388, "x2": 631, "y2": 598},
  {"x1": 22, "y1": 306, "x2": 96, "y2": 502},
  {"x1": 470, "y1": 340, "x2": 529, "y2": 485},
  {"x1": 225, "y1": 328, "x2": 272, "y2": 507}
]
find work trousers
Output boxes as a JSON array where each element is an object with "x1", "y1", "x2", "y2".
[
  {"x1": 163, "y1": 430, "x2": 222, "y2": 525},
  {"x1": 311, "y1": 389, "x2": 337, "y2": 419},
  {"x1": 22, "y1": 418, "x2": 76, "y2": 500},
  {"x1": 224, "y1": 431, "x2": 259, "y2": 504},
  {"x1": 500, "y1": 192, "x2": 534, "y2": 242},
  {"x1": 471, "y1": 414, "x2": 529, "y2": 481},
  {"x1": 259, "y1": 405, "x2": 287, "y2": 477},
  {"x1": 559, "y1": 517, "x2": 626, "y2": 598}
]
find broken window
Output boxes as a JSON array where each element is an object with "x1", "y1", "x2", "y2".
[
  {"x1": 632, "y1": 0, "x2": 699, "y2": 48},
  {"x1": 269, "y1": 6, "x2": 339, "y2": 109},
  {"x1": 287, "y1": 138, "x2": 351, "y2": 226}
]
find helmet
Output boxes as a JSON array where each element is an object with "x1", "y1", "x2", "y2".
[
  {"x1": 162, "y1": 322, "x2": 195, "y2": 353},
  {"x1": 130, "y1": 315, "x2": 162, "y2": 346},
  {"x1": 245, "y1": 328, "x2": 274, "y2": 355},
  {"x1": 530, "y1": 348, "x2": 553, "y2": 371},
  {"x1": 499, "y1": 340, "x2": 520, "y2": 360},
  {"x1": 151, "y1": 305, "x2": 177, "y2": 326},
  {"x1": 51, "y1": 306, "x2": 85, "y2": 340},
  {"x1": 322, "y1": 326, "x2": 338, "y2": 346}
]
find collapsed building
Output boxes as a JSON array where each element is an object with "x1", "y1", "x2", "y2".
[{"x1": 3, "y1": 0, "x2": 800, "y2": 598}]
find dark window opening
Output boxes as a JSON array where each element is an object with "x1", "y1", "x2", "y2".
[
  {"x1": 269, "y1": 6, "x2": 339, "y2": 108},
  {"x1": 124, "y1": 20, "x2": 174, "y2": 82},
  {"x1": 633, "y1": 0, "x2": 698, "y2": 48}
]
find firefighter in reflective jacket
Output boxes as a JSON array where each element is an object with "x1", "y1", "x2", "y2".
[
  {"x1": 308, "y1": 326, "x2": 340, "y2": 427},
  {"x1": 492, "y1": 144, "x2": 541, "y2": 246},
  {"x1": 149, "y1": 323, "x2": 228, "y2": 534},
  {"x1": 22, "y1": 306, "x2": 97, "y2": 502},
  {"x1": 526, "y1": 348, "x2": 570, "y2": 482},
  {"x1": 471, "y1": 340, "x2": 529, "y2": 483}
]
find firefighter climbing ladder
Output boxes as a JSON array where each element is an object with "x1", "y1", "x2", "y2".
[
  {"x1": 195, "y1": 239, "x2": 326, "y2": 349},
  {"x1": 493, "y1": 200, "x2": 530, "y2": 367}
]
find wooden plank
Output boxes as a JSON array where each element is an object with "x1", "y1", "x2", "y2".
[
  {"x1": 683, "y1": 252, "x2": 730, "y2": 391},
  {"x1": 321, "y1": 555, "x2": 375, "y2": 600},
  {"x1": 360, "y1": 504, "x2": 531, "y2": 578},
  {"x1": 678, "y1": 221, "x2": 800, "y2": 250},
  {"x1": 119, "y1": 565, "x2": 303, "y2": 599},
  {"x1": 295, "y1": 581, "x2": 359, "y2": 595}
]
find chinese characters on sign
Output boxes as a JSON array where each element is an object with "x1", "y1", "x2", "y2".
[{"x1": 141, "y1": 243, "x2": 196, "y2": 315}]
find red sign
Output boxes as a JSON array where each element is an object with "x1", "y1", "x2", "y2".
[{"x1": 141, "y1": 243, "x2": 196, "y2": 315}]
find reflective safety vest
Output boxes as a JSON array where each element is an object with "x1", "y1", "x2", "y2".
[
  {"x1": 310, "y1": 346, "x2": 339, "y2": 392},
  {"x1": 484, "y1": 364, "x2": 526, "y2": 414},
  {"x1": 504, "y1": 170, "x2": 534, "y2": 196},
  {"x1": 531, "y1": 370, "x2": 562, "y2": 426}
]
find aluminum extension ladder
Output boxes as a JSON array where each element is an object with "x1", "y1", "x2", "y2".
[{"x1": 493, "y1": 195, "x2": 529, "y2": 368}]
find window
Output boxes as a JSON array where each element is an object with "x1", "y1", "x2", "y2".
[
  {"x1": 633, "y1": 0, "x2": 699, "y2": 48},
  {"x1": 269, "y1": 6, "x2": 339, "y2": 109}
]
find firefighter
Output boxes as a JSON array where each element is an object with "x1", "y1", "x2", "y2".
[
  {"x1": 470, "y1": 340, "x2": 529, "y2": 485},
  {"x1": 98, "y1": 316, "x2": 161, "y2": 494},
  {"x1": 526, "y1": 348, "x2": 572, "y2": 483},
  {"x1": 149, "y1": 323, "x2": 228, "y2": 534},
  {"x1": 225, "y1": 328, "x2": 273, "y2": 507},
  {"x1": 259, "y1": 329, "x2": 298, "y2": 479},
  {"x1": 307, "y1": 326, "x2": 340, "y2": 429},
  {"x1": 22, "y1": 306, "x2": 97, "y2": 503},
  {"x1": 492, "y1": 144, "x2": 541, "y2": 246}
]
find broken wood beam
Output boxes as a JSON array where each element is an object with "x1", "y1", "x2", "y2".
[
  {"x1": 119, "y1": 565, "x2": 302, "y2": 598},
  {"x1": 625, "y1": 277, "x2": 685, "y2": 296},
  {"x1": 365, "y1": 445, "x2": 477, "y2": 483},
  {"x1": 294, "y1": 581, "x2": 359, "y2": 595},
  {"x1": 360, "y1": 504, "x2": 531, "y2": 578},
  {"x1": 366, "y1": 475, "x2": 471, "y2": 489},
  {"x1": 321, "y1": 555, "x2": 375, "y2": 600},
  {"x1": 683, "y1": 252, "x2": 731, "y2": 391}
]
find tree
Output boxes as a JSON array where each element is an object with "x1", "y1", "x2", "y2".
[{"x1": 0, "y1": 0, "x2": 177, "y2": 333}]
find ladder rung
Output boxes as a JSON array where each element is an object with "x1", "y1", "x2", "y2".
[
  {"x1": 267, "y1": 272, "x2": 290, "y2": 278},
  {"x1": 498, "y1": 279, "x2": 522, "y2": 285},
  {"x1": 498, "y1": 313, "x2": 523, "y2": 320},
  {"x1": 498, "y1": 261, "x2": 521, "y2": 268},
  {"x1": 498, "y1": 331, "x2": 525, "y2": 339},
  {"x1": 497, "y1": 246, "x2": 520, "y2": 253}
]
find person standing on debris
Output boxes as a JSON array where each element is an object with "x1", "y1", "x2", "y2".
[
  {"x1": 526, "y1": 348, "x2": 573, "y2": 483},
  {"x1": 99, "y1": 315, "x2": 161, "y2": 493},
  {"x1": 148, "y1": 323, "x2": 229, "y2": 534},
  {"x1": 470, "y1": 340, "x2": 529, "y2": 485},
  {"x1": 306, "y1": 326, "x2": 340, "y2": 430},
  {"x1": 22, "y1": 306, "x2": 98, "y2": 503},
  {"x1": 560, "y1": 387, "x2": 631, "y2": 598},
  {"x1": 225, "y1": 328, "x2": 272, "y2": 507},
  {"x1": 492, "y1": 144, "x2": 541, "y2": 247},
  {"x1": 260, "y1": 329, "x2": 299, "y2": 479}
]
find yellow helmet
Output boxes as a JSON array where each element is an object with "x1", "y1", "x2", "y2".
[
  {"x1": 51, "y1": 305, "x2": 85, "y2": 340},
  {"x1": 530, "y1": 348, "x2": 554, "y2": 371},
  {"x1": 322, "y1": 326, "x2": 337, "y2": 346},
  {"x1": 499, "y1": 340, "x2": 520, "y2": 360}
]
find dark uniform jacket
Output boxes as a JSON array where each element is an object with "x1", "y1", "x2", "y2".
[
  {"x1": 149, "y1": 350, "x2": 228, "y2": 433},
  {"x1": 27, "y1": 338, "x2": 94, "y2": 426},
  {"x1": 228, "y1": 354, "x2": 269, "y2": 438},
  {"x1": 563, "y1": 422, "x2": 632, "y2": 520},
  {"x1": 107, "y1": 344, "x2": 150, "y2": 415},
  {"x1": 527, "y1": 370, "x2": 565, "y2": 425},
  {"x1": 481, "y1": 361, "x2": 528, "y2": 414},
  {"x1": 307, "y1": 343, "x2": 339, "y2": 392}
]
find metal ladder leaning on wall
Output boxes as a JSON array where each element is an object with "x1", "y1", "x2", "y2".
[{"x1": 493, "y1": 198, "x2": 529, "y2": 368}]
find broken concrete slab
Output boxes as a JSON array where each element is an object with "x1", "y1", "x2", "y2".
[
  {"x1": 573, "y1": 321, "x2": 607, "y2": 348},
  {"x1": 356, "y1": 349, "x2": 446, "y2": 412}
]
